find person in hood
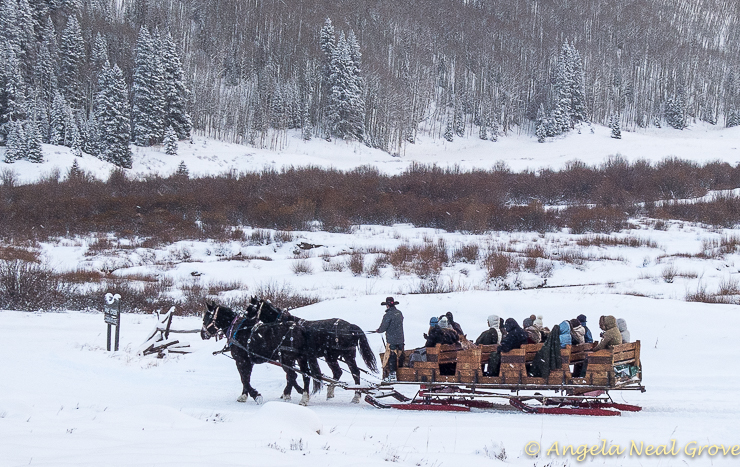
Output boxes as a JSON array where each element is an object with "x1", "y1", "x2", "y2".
[
  {"x1": 577, "y1": 314, "x2": 593, "y2": 343},
  {"x1": 439, "y1": 312, "x2": 464, "y2": 338},
  {"x1": 498, "y1": 318, "x2": 528, "y2": 353},
  {"x1": 377, "y1": 297, "x2": 404, "y2": 381},
  {"x1": 522, "y1": 316, "x2": 534, "y2": 329},
  {"x1": 475, "y1": 315, "x2": 502, "y2": 345},
  {"x1": 424, "y1": 316, "x2": 459, "y2": 347},
  {"x1": 558, "y1": 320, "x2": 572, "y2": 348},
  {"x1": 617, "y1": 318, "x2": 630, "y2": 343},
  {"x1": 486, "y1": 318, "x2": 528, "y2": 376},
  {"x1": 593, "y1": 315, "x2": 622, "y2": 351},
  {"x1": 524, "y1": 322, "x2": 541, "y2": 344},
  {"x1": 534, "y1": 315, "x2": 550, "y2": 341},
  {"x1": 570, "y1": 318, "x2": 586, "y2": 345}
]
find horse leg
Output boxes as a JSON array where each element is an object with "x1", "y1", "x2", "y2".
[
  {"x1": 281, "y1": 367, "x2": 298, "y2": 401},
  {"x1": 234, "y1": 350, "x2": 262, "y2": 404},
  {"x1": 298, "y1": 358, "x2": 311, "y2": 406},
  {"x1": 346, "y1": 356, "x2": 362, "y2": 404},
  {"x1": 325, "y1": 358, "x2": 343, "y2": 400}
]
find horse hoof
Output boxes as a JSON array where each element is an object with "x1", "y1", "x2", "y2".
[
  {"x1": 254, "y1": 395, "x2": 264, "y2": 405},
  {"x1": 351, "y1": 394, "x2": 361, "y2": 404},
  {"x1": 237, "y1": 394, "x2": 248, "y2": 403},
  {"x1": 299, "y1": 395, "x2": 310, "y2": 406},
  {"x1": 281, "y1": 394, "x2": 291, "y2": 401},
  {"x1": 326, "y1": 385, "x2": 335, "y2": 400}
]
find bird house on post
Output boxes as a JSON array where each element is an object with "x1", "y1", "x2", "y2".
[{"x1": 104, "y1": 293, "x2": 122, "y2": 351}]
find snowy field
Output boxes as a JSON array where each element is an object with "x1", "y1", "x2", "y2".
[
  {"x1": 3, "y1": 122, "x2": 740, "y2": 184},
  {"x1": 4, "y1": 219, "x2": 740, "y2": 466},
  {"x1": 1, "y1": 291, "x2": 739, "y2": 467}
]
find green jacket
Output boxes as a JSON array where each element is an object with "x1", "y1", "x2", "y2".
[{"x1": 593, "y1": 315, "x2": 622, "y2": 351}]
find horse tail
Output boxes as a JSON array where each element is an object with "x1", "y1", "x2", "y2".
[
  {"x1": 308, "y1": 357, "x2": 323, "y2": 395},
  {"x1": 355, "y1": 326, "x2": 378, "y2": 373}
]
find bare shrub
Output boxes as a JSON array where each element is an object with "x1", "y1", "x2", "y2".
[
  {"x1": 576, "y1": 235, "x2": 659, "y2": 248},
  {"x1": 347, "y1": 252, "x2": 365, "y2": 276},
  {"x1": 535, "y1": 259, "x2": 554, "y2": 277},
  {"x1": 366, "y1": 255, "x2": 386, "y2": 277},
  {"x1": 451, "y1": 243, "x2": 479, "y2": 263},
  {"x1": 249, "y1": 229, "x2": 272, "y2": 245},
  {"x1": 718, "y1": 277, "x2": 740, "y2": 296},
  {"x1": 522, "y1": 257, "x2": 538, "y2": 273},
  {"x1": 291, "y1": 259, "x2": 314, "y2": 275},
  {"x1": 274, "y1": 230, "x2": 294, "y2": 244},
  {"x1": 219, "y1": 252, "x2": 272, "y2": 261},
  {"x1": 0, "y1": 260, "x2": 73, "y2": 311},
  {"x1": 321, "y1": 260, "x2": 345, "y2": 272},
  {"x1": 292, "y1": 249, "x2": 313, "y2": 259},
  {"x1": 523, "y1": 244, "x2": 546, "y2": 258},
  {"x1": 482, "y1": 251, "x2": 514, "y2": 280},
  {"x1": 248, "y1": 281, "x2": 321, "y2": 309},
  {"x1": 662, "y1": 264, "x2": 677, "y2": 283},
  {"x1": 0, "y1": 245, "x2": 40, "y2": 263},
  {"x1": 409, "y1": 275, "x2": 454, "y2": 294}
]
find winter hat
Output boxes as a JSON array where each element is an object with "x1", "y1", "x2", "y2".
[
  {"x1": 569, "y1": 318, "x2": 581, "y2": 329},
  {"x1": 577, "y1": 314, "x2": 587, "y2": 324},
  {"x1": 381, "y1": 296, "x2": 399, "y2": 306},
  {"x1": 523, "y1": 317, "x2": 534, "y2": 328},
  {"x1": 487, "y1": 314, "x2": 500, "y2": 328},
  {"x1": 430, "y1": 316, "x2": 439, "y2": 326},
  {"x1": 534, "y1": 315, "x2": 544, "y2": 327},
  {"x1": 445, "y1": 311, "x2": 455, "y2": 322},
  {"x1": 439, "y1": 317, "x2": 450, "y2": 329}
]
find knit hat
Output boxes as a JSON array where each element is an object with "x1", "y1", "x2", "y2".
[
  {"x1": 439, "y1": 317, "x2": 450, "y2": 329},
  {"x1": 430, "y1": 316, "x2": 439, "y2": 326},
  {"x1": 534, "y1": 315, "x2": 544, "y2": 327},
  {"x1": 577, "y1": 314, "x2": 587, "y2": 324},
  {"x1": 381, "y1": 296, "x2": 399, "y2": 306}
]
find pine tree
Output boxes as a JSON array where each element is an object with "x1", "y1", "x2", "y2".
[
  {"x1": 175, "y1": 160, "x2": 189, "y2": 178},
  {"x1": 0, "y1": 40, "x2": 25, "y2": 139},
  {"x1": 444, "y1": 117, "x2": 454, "y2": 142},
  {"x1": 161, "y1": 33, "x2": 191, "y2": 139},
  {"x1": 665, "y1": 94, "x2": 686, "y2": 130},
  {"x1": 67, "y1": 117, "x2": 82, "y2": 156},
  {"x1": 301, "y1": 98, "x2": 312, "y2": 141},
  {"x1": 25, "y1": 118, "x2": 43, "y2": 162},
  {"x1": 91, "y1": 32, "x2": 109, "y2": 69},
  {"x1": 327, "y1": 31, "x2": 365, "y2": 141},
  {"x1": 320, "y1": 18, "x2": 336, "y2": 60},
  {"x1": 132, "y1": 27, "x2": 165, "y2": 146},
  {"x1": 727, "y1": 110, "x2": 740, "y2": 128},
  {"x1": 609, "y1": 113, "x2": 622, "y2": 139},
  {"x1": 59, "y1": 14, "x2": 85, "y2": 108},
  {"x1": 536, "y1": 104, "x2": 548, "y2": 143},
  {"x1": 95, "y1": 64, "x2": 132, "y2": 168},
  {"x1": 33, "y1": 42, "x2": 58, "y2": 105},
  {"x1": 49, "y1": 91, "x2": 67, "y2": 145},
  {"x1": 163, "y1": 125, "x2": 177, "y2": 155},
  {"x1": 4, "y1": 119, "x2": 25, "y2": 162}
]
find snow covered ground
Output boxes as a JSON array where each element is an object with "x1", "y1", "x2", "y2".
[
  {"x1": 1, "y1": 291, "x2": 739, "y2": 467},
  {"x1": 4, "y1": 219, "x2": 740, "y2": 466},
  {"x1": 4, "y1": 122, "x2": 740, "y2": 184}
]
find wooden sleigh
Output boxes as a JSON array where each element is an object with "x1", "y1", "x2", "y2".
[{"x1": 371, "y1": 341, "x2": 644, "y2": 416}]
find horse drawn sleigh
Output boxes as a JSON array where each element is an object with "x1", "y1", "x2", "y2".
[
  {"x1": 369, "y1": 340, "x2": 645, "y2": 416},
  {"x1": 201, "y1": 299, "x2": 644, "y2": 416}
]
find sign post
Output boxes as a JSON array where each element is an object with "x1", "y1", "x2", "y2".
[{"x1": 104, "y1": 293, "x2": 122, "y2": 351}]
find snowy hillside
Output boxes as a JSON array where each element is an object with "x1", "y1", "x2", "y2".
[{"x1": 4, "y1": 123, "x2": 740, "y2": 184}]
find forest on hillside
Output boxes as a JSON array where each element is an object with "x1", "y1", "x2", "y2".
[{"x1": 3, "y1": 0, "x2": 740, "y2": 164}]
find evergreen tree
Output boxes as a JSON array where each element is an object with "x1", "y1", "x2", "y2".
[
  {"x1": 665, "y1": 94, "x2": 686, "y2": 129},
  {"x1": 49, "y1": 91, "x2": 67, "y2": 145},
  {"x1": 301, "y1": 98, "x2": 312, "y2": 141},
  {"x1": 59, "y1": 14, "x2": 85, "y2": 108},
  {"x1": 25, "y1": 118, "x2": 43, "y2": 162},
  {"x1": 320, "y1": 18, "x2": 336, "y2": 60},
  {"x1": 175, "y1": 160, "x2": 189, "y2": 178},
  {"x1": 67, "y1": 117, "x2": 81, "y2": 156},
  {"x1": 33, "y1": 42, "x2": 58, "y2": 104},
  {"x1": 536, "y1": 104, "x2": 548, "y2": 143},
  {"x1": 727, "y1": 110, "x2": 740, "y2": 128},
  {"x1": 609, "y1": 113, "x2": 622, "y2": 139},
  {"x1": 0, "y1": 40, "x2": 24, "y2": 141},
  {"x1": 161, "y1": 33, "x2": 191, "y2": 139},
  {"x1": 95, "y1": 64, "x2": 131, "y2": 168},
  {"x1": 91, "y1": 32, "x2": 109, "y2": 69},
  {"x1": 163, "y1": 125, "x2": 177, "y2": 155},
  {"x1": 132, "y1": 27, "x2": 165, "y2": 146},
  {"x1": 444, "y1": 117, "x2": 454, "y2": 142},
  {"x1": 4, "y1": 119, "x2": 25, "y2": 161},
  {"x1": 327, "y1": 31, "x2": 364, "y2": 141}
]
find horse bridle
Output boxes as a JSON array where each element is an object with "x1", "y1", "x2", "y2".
[{"x1": 204, "y1": 306, "x2": 221, "y2": 338}]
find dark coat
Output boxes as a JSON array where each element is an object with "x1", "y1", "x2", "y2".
[
  {"x1": 424, "y1": 326, "x2": 460, "y2": 347},
  {"x1": 498, "y1": 318, "x2": 528, "y2": 353},
  {"x1": 475, "y1": 328, "x2": 500, "y2": 345},
  {"x1": 530, "y1": 324, "x2": 562, "y2": 378},
  {"x1": 583, "y1": 325, "x2": 593, "y2": 343},
  {"x1": 377, "y1": 306, "x2": 404, "y2": 346}
]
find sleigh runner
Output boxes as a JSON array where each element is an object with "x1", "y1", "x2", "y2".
[{"x1": 371, "y1": 341, "x2": 644, "y2": 416}]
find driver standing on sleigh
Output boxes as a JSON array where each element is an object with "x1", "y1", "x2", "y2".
[{"x1": 377, "y1": 296, "x2": 405, "y2": 382}]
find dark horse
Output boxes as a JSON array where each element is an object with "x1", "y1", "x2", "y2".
[
  {"x1": 249, "y1": 297, "x2": 377, "y2": 403},
  {"x1": 201, "y1": 301, "x2": 322, "y2": 405}
]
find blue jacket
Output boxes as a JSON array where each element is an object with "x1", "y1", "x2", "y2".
[
  {"x1": 558, "y1": 320, "x2": 572, "y2": 348},
  {"x1": 583, "y1": 325, "x2": 593, "y2": 343}
]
